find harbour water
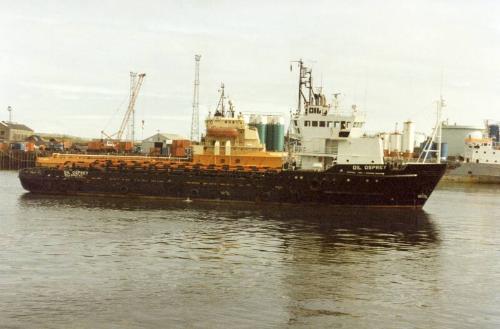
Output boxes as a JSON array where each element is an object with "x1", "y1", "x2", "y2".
[{"x1": 0, "y1": 171, "x2": 499, "y2": 328}]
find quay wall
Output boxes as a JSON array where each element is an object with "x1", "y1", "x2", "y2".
[{"x1": 0, "y1": 150, "x2": 37, "y2": 170}]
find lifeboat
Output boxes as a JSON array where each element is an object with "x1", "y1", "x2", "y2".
[{"x1": 206, "y1": 128, "x2": 239, "y2": 137}]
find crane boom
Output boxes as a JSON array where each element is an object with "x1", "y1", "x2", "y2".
[{"x1": 116, "y1": 72, "x2": 146, "y2": 140}]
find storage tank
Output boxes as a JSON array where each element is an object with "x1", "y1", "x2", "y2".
[
  {"x1": 488, "y1": 124, "x2": 499, "y2": 142},
  {"x1": 380, "y1": 132, "x2": 390, "y2": 156},
  {"x1": 402, "y1": 121, "x2": 415, "y2": 153},
  {"x1": 265, "y1": 118, "x2": 274, "y2": 151},
  {"x1": 249, "y1": 115, "x2": 268, "y2": 148},
  {"x1": 272, "y1": 116, "x2": 285, "y2": 152},
  {"x1": 256, "y1": 115, "x2": 267, "y2": 147},
  {"x1": 440, "y1": 142, "x2": 448, "y2": 161},
  {"x1": 389, "y1": 132, "x2": 402, "y2": 154}
]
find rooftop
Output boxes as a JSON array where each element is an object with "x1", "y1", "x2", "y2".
[
  {"x1": 143, "y1": 132, "x2": 185, "y2": 142},
  {"x1": 0, "y1": 121, "x2": 34, "y2": 131},
  {"x1": 442, "y1": 123, "x2": 484, "y2": 130}
]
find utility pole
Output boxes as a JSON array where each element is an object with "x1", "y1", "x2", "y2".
[
  {"x1": 191, "y1": 54, "x2": 201, "y2": 142},
  {"x1": 7, "y1": 106, "x2": 12, "y2": 122}
]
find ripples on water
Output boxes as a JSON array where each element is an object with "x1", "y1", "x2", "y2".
[{"x1": 0, "y1": 172, "x2": 499, "y2": 328}]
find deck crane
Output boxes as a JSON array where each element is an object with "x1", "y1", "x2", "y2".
[{"x1": 100, "y1": 72, "x2": 146, "y2": 152}]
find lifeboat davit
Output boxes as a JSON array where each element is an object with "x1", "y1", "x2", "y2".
[{"x1": 207, "y1": 128, "x2": 238, "y2": 137}]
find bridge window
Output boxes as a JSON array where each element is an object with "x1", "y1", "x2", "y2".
[
  {"x1": 327, "y1": 121, "x2": 333, "y2": 127},
  {"x1": 312, "y1": 121, "x2": 318, "y2": 127},
  {"x1": 341, "y1": 121, "x2": 346, "y2": 129},
  {"x1": 334, "y1": 121, "x2": 340, "y2": 128},
  {"x1": 319, "y1": 121, "x2": 326, "y2": 127},
  {"x1": 304, "y1": 121, "x2": 310, "y2": 127}
]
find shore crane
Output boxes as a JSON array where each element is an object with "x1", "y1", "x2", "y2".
[
  {"x1": 100, "y1": 72, "x2": 146, "y2": 151},
  {"x1": 102, "y1": 72, "x2": 146, "y2": 141}
]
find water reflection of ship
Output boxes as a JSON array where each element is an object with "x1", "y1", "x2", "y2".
[
  {"x1": 17, "y1": 193, "x2": 441, "y2": 327},
  {"x1": 19, "y1": 194, "x2": 438, "y2": 247}
]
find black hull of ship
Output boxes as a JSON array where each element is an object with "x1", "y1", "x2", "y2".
[{"x1": 18, "y1": 164, "x2": 446, "y2": 208}]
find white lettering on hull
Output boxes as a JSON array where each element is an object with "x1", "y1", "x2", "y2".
[
  {"x1": 352, "y1": 165, "x2": 387, "y2": 171},
  {"x1": 64, "y1": 170, "x2": 88, "y2": 178}
]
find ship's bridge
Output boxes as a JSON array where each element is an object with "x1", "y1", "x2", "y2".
[{"x1": 292, "y1": 104, "x2": 366, "y2": 140}]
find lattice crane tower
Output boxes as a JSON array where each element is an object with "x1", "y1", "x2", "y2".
[{"x1": 191, "y1": 54, "x2": 201, "y2": 141}]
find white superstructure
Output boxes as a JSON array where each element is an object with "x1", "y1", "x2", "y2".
[
  {"x1": 289, "y1": 60, "x2": 384, "y2": 170},
  {"x1": 463, "y1": 132, "x2": 500, "y2": 165}
]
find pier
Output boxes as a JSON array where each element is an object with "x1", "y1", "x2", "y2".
[{"x1": 0, "y1": 150, "x2": 37, "y2": 170}]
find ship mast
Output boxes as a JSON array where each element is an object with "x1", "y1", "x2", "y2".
[
  {"x1": 214, "y1": 83, "x2": 226, "y2": 117},
  {"x1": 418, "y1": 95, "x2": 445, "y2": 163},
  {"x1": 436, "y1": 95, "x2": 445, "y2": 164},
  {"x1": 291, "y1": 59, "x2": 312, "y2": 115}
]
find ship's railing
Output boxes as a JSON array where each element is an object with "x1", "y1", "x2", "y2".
[{"x1": 298, "y1": 110, "x2": 366, "y2": 118}]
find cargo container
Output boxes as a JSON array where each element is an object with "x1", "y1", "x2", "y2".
[{"x1": 171, "y1": 139, "x2": 191, "y2": 157}]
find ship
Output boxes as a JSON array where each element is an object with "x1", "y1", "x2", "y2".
[
  {"x1": 442, "y1": 131, "x2": 500, "y2": 184},
  {"x1": 19, "y1": 61, "x2": 446, "y2": 207}
]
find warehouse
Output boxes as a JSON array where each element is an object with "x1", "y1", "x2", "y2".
[
  {"x1": 0, "y1": 121, "x2": 34, "y2": 143},
  {"x1": 140, "y1": 132, "x2": 184, "y2": 155}
]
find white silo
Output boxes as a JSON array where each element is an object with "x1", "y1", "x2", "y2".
[
  {"x1": 402, "y1": 121, "x2": 415, "y2": 154},
  {"x1": 389, "y1": 132, "x2": 402, "y2": 155},
  {"x1": 382, "y1": 133, "x2": 390, "y2": 150}
]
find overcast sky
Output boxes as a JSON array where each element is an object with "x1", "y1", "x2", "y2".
[{"x1": 1, "y1": 0, "x2": 499, "y2": 139}]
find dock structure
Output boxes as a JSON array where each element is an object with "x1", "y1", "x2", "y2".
[{"x1": 0, "y1": 150, "x2": 37, "y2": 170}]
